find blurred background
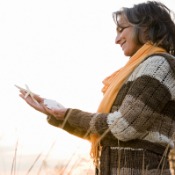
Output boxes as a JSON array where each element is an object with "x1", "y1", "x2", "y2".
[{"x1": 0, "y1": 0, "x2": 174, "y2": 174}]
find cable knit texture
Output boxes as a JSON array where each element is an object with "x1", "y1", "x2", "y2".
[{"x1": 47, "y1": 54, "x2": 175, "y2": 175}]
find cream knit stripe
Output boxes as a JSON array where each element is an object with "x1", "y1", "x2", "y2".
[
  {"x1": 143, "y1": 131, "x2": 174, "y2": 148},
  {"x1": 107, "y1": 107, "x2": 174, "y2": 147},
  {"x1": 128, "y1": 55, "x2": 175, "y2": 98}
]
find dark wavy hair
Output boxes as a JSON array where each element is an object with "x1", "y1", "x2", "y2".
[{"x1": 113, "y1": 1, "x2": 175, "y2": 55}]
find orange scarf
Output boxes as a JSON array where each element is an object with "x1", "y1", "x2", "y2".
[{"x1": 90, "y1": 43, "x2": 166, "y2": 167}]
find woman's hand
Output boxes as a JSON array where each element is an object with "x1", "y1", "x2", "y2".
[{"x1": 17, "y1": 86, "x2": 67, "y2": 120}]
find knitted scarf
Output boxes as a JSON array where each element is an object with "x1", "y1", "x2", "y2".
[{"x1": 90, "y1": 43, "x2": 166, "y2": 168}]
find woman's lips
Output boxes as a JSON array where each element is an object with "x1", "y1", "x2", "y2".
[{"x1": 121, "y1": 41, "x2": 126, "y2": 49}]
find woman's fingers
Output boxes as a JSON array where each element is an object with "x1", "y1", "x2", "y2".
[
  {"x1": 19, "y1": 93, "x2": 49, "y2": 115},
  {"x1": 16, "y1": 85, "x2": 67, "y2": 118}
]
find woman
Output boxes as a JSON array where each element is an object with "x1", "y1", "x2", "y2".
[{"x1": 17, "y1": 1, "x2": 175, "y2": 175}]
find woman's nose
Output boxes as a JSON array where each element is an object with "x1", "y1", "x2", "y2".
[{"x1": 115, "y1": 34, "x2": 120, "y2": 44}]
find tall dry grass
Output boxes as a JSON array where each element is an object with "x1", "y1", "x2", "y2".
[
  {"x1": 8, "y1": 138, "x2": 94, "y2": 175},
  {"x1": 6, "y1": 115, "x2": 175, "y2": 175},
  {"x1": 8, "y1": 138, "x2": 175, "y2": 175}
]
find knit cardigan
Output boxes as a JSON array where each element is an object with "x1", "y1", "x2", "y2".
[{"x1": 47, "y1": 54, "x2": 175, "y2": 175}]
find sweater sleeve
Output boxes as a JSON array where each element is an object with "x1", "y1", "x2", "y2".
[
  {"x1": 47, "y1": 109, "x2": 98, "y2": 140},
  {"x1": 47, "y1": 55, "x2": 175, "y2": 143}
]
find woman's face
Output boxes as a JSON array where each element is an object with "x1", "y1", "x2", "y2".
[{"x1": 115, "y1": 14, "x2": 143, "y2": 56}]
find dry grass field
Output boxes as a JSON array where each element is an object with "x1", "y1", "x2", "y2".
[{"x1": 7, "y1": 143, "x2": 175, "y2": 175}]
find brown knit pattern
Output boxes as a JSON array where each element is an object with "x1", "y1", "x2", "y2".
[{"x1": 47, "y1": 54, "x2": 175, "y2": 175}]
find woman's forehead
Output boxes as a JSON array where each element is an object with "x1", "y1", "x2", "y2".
[{"x1": 117, "y1": 15, "x2": 129, "y2": 26}]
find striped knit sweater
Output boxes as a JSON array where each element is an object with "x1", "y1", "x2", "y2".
[{"x1": 48, "y1": 54, "x2": 175, "y2": 175}]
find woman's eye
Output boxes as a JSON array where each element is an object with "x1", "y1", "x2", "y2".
[
  {"x1": 117, "y1": 27, "x2": 124, "y2": 33},
  {"x1": 116, "y1": 26, "x2": 130, "y2": 33}
]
